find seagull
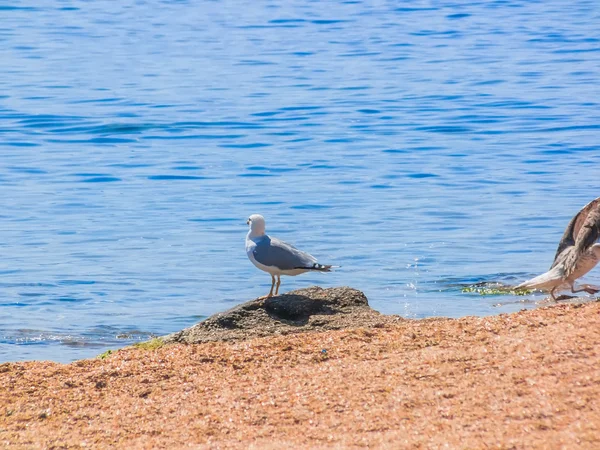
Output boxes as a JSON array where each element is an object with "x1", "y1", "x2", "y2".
[
  {"x1": 245, "y1": 214, "x2": 335, "y2": 299},
  {"x1": 516, "y1": 197, "x2": 600, "y2": 300}
]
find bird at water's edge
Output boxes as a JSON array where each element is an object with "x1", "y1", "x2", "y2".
[
  {"x1": 517, "y1": 197, "x2": 600, "y2": 300},
  {"x1": 246, "y1": 214, "x2": 336, "y2": 299}
]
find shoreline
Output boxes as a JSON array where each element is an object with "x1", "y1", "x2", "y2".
[{"x1": 2, "y1": 298, "x2": 600, "y2": 448}]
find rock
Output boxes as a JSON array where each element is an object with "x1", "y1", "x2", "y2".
[{"x1": 163, "y1": 286, "x2": 401, "y2": 344}]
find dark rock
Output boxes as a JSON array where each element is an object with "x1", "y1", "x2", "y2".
[{"x1": 163, "y1": 286, "x2": 401, "y2": 344}]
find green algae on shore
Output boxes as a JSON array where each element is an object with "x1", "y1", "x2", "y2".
[
  {"x1": 133, "y1": 337, "x2": 165, "y2": 351},
  {"x1": 462, "y1": 285, "x2": 533, "y2": 296}
]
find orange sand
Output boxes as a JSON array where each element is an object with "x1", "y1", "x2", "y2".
[{"x1": 2, "y1": 301, "x2": 600, "y2": 449}]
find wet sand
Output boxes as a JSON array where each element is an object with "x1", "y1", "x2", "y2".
[{"x1": 2, "y1": 300, "x2": 599, "y2": 449}]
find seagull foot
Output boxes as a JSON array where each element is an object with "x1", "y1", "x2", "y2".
[
  {"x1": 554, "y1": 294, "x2": 576, "y2": 301},
  {"x1": 574, "y1": 284, "x2": 600, "y2": 296}
]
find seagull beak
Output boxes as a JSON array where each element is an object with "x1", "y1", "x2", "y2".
[{"x1": 246, "y1": 220, "x2": 250, "y2": 225}]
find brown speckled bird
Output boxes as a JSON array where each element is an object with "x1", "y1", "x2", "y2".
[{"x1": 517, "y1": 197, "x2": 600, "y2": 300}]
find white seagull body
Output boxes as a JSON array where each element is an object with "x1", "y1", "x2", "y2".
[
  {"x1": 245, "y1": 214, "x2": 335, "y2": 298},
  {"x1": 517, "y1": 197, "x2": 600, "y2": 300}
]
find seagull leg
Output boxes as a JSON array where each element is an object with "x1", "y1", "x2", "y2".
[
  {"x1": 571, "y1": 284, "x2": 599, "y2": 296},
  {"x1": 275, "y1": 275, "x2": 281, "y2": 296},
  {"x1": 550, "y1": 286, "x2": 558, "y2": 301},
  {"x1": 583, "y1": 284, "x2": 600, "y2": 291},
  {"x1": 257, "y1": 275, "x2": 276, "y2": 300}
]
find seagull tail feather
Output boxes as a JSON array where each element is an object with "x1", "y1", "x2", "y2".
[
  {"x1": 516, "y1": 268, "x2": 562, "y2": 291},
  {"x1": 296, "y1": 264, "x2": 339, "y2": 272}
]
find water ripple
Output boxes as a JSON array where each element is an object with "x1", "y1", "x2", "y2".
[{"x1": 1, "y1": 0, "x2": 599, "y2": 362}]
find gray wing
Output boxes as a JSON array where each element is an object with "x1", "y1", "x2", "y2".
[
  {"x1": 552, "y1": 197, "x2": 600, "y2": 264},
  {"x1": 551, "y1": 197, "x2": 600, "y2": 267},
  {"x1": 553, "y1": 197, "x2": 600, "y2": 275},
  {"x1": 253, "y1": 236, "x2": 318, "y2": 270}
]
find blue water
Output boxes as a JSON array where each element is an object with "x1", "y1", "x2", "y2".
[{"x1": 1, "y1": 0, "x2": 599, "y2": 363}]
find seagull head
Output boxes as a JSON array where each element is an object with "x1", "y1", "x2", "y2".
[{"x1": 247, "y1": 214, "x2": 266, "y2": 235}]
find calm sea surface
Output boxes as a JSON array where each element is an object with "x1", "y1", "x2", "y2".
[{"x1": 1, "y1": 0, "x2": 599, "y2": 363}]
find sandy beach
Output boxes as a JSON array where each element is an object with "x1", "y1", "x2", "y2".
[{"x1": 2, "y1": 299, "x2": 600, "y2": 449}]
